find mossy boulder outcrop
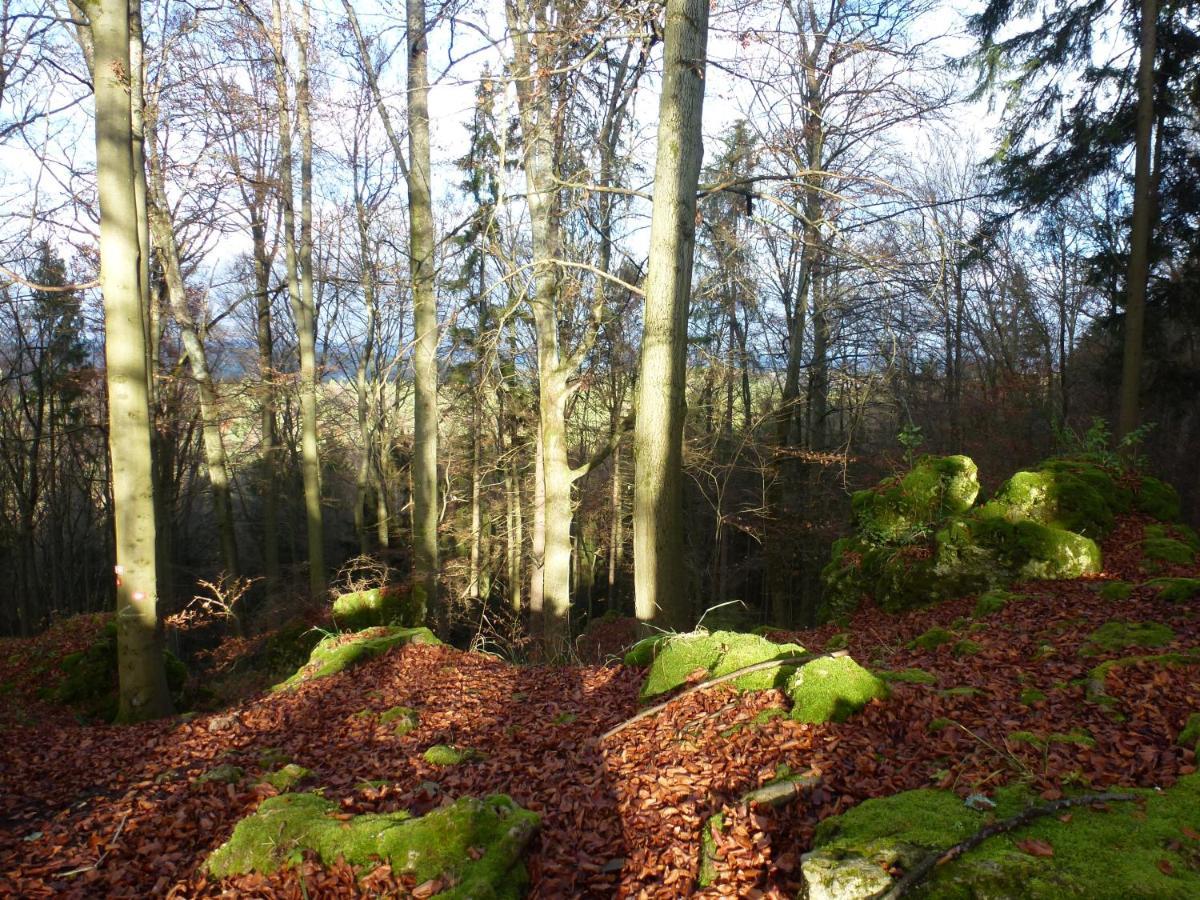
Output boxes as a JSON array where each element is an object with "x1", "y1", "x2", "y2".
[
  {"x1": 274, "y1": 626, "x2": 441, "y2": 691},
  {"x1": 631, "y1": 630, "x2": 807, "y2": 701},
  {"x1": 53, "y1": 620, "x2": 187, "y2": 721},
  {"x1": 206, "y1": 792, "x2": 538, "y2": 897},
  {"x1": 786, "y1": 656, "x2": 888, "y2": 724},
  {"x1": 819, "y1": 456, "x2": 1138, "y2": 621},
  {"x1": 802, "y1": 774, "x2": 1200, "y2": 899},
  {"x1": 331, "y1": 586, "x2": 422, "y2": 631}
]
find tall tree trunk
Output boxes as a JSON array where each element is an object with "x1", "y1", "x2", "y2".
[
  {"x1": 353, "y1": 185, "x2": 378, "y2": 556},
  {"x1": 808, "y1": 272, "x2": 830, "y2": 451},
  {"x1": 1117, "y1": 0, "x2": 1156, "y2": 441},
  {"x1": 146, "y1": 166, "x2": 240, "y2": 577},
  {"x1": 607, "y1": 442, "x2": 622, "y2": 607},
  {"x1": 407, "y1": 0, "x2": 439, "y2": 618},
  {"x1": 251, "y1": 215, "x2": 281, "y2": 593},
  {"x1": 295, "y1": 0, "x2": 325, "y2": 598},
  {"x1": 269, "y1": 0, "x2": 324, "y2": 600},
  {"x1": 632, "y1": 0, "x2": 709, "y2": 632},
  {"x1": 93, "y1": 0, "x2": 171, "y2": 721}
]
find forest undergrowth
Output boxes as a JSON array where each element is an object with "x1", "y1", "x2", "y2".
[{"x1": 1, "y1": 514, "x2": 1198, "y2": 897}]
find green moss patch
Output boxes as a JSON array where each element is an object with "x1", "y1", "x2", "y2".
[
  {"x1": 1178, "y1": 714, "x2": 1200, "y2": 752},
  {"x1": 1142, "y1": 538, "x2": 1196, "y2": 566},
  {"x1": 331, "y1": 587, "x2": 422, "y2": 631},
  {"x1": 379, "y1": 706, "x2": 420, "y2": 736},
  {"x1": 1019, "y1": 688, "x2": 1048, "y2": 705},
  {"x1": 206, "y1": 792, "x2": 538, "y2": 897},
  {"x1": 909, "y1": 627, "x2": 955, "y2": 651},
  {"x1": 697, "y1": 812, "x2": 726, "y2": 887},
  {"x1": 952, "y1": 639, "x2": 982, "y2": 657},
  {"x1": 1008, "y1": 728, "x2": 1096, "y2": 749},
  {"x1": 1087, "y1": 651, "x2": 1200, "y2": 700},
  {"x1": 1145, "y1": 578, "x2": 1200, "y2": 604},
  {"x1": 802, "y1": 775, "x2": 1200, "y2": 899},
  {"x1": 824, "y1": 632, "x2": 851, "y2": 652},
  {"x1": 424, "y1": 745, "x2": 484, "y2": 766},
  {"x1": 261, "y1": 764, "x2": 312, "y2": 792},
  {"x1": 1098, "y1": 581, "x2": 1133, "y2": 602},
  {"x1": 877, "y1": 668, "x2": 937, "y2": 685},
  {"x1": 973, "y1": 589, "x2": 1016, "y2": 617},
  {"x1": 196, "y1": 764, "x2": 244, "y2": 785},
  {"x1": 274, "y1": 626, "x2": 441, "y2": 691},
  {"x1": 1082, "y1": 621, "x2": 1175, "y2": 655},
  {"x1": 1136, "y1": 476, "x2": 1181, "y2": 521},
  {"x1": 636, "y1": 630, "x2": 806, "y2": 700},
  {"x1": 787, "y1": 656, "x2": 888, "y2": 724}
]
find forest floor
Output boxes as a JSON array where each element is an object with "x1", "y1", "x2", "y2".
[{"x1": 1, "y1": 513, "x2": 1198, "y2": 898}]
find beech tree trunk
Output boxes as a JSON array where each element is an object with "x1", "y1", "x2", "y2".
[
  {"x1": 407, "y1": 0, "x2": 440, "y2": 619},
  {"x1": 632, "y1": 0, "x2": 709, "y2": 632},
  {"x1": 92, "y1": 0, "x2": 172, "y2": 722}
]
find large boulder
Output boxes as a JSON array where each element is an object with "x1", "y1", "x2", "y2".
[
  {"x1": 206, "y1": 792, "x2": 538, "y2": 897},
  {"x1": 631, "y1": 630, "x2": 807, "y2": 701},
  {"x1": 331, "y1": 586, "x2": 422, "y2": 631}
]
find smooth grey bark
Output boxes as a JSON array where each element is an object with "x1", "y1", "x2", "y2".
[
  {"x1": 92, "y1": 0, "x2": 172, "y2": 721},
  {"x1": 632, "y1": 0, "x2": 709, "y2": 632},
  {"x1": 407, "y1": 0, "x2": 440, "y2": 618},
  {"x1": 1117, "y1": 0, "x2": 1156, "y2": 441}
]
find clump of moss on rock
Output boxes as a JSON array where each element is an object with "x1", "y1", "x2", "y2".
[
  {"x1": 909, "y1": 627, "x2": 955, "y2": 651},
  {"x1": 274, "y1": 626, "x2": 441, "y2": 691},
  {"x1": 973, "y1": 589, "x2": 1016, "y2": 617},
  {"x1": 424, "y1": 745, "x2": 484, "y2": 766},
  {"x1": 787, "y1": 656, "x2": 888, "y2": 724},
  {"x1": 818, "y1": 455, "x2": 1135, "y2": 621},
  {"x1": 379, "y1": 705, "x2": 420, "y2": 736},
  {"x1": 1081, "y1": 620, "x2": 1175, "y2": 655},
  {"x1": 1141, "y1": 537, "x2": 1196, "y2": 567},
  {"x1": 1144, "y1": 578, "x2": 1200, "y2": 604},
  {"x1": 331, "y1": 586, "x2": 422, "y2": 631},
  {"x1": 196, "y1": 764, "x2": 244, "y2": 785},
  {"x1": 261, "y1": 763, "x2": 312, "y2": 792},
  {"x1": 801, "y1": 774, "x2": 1200, "y2": 900},
  {"x1": 1135, "y1": 476, "x2": 1181, "y2": 521},
  {"x1": 635, "y1": 630, "x2": 807, "y2": 701},
  {"x1": 1178, "y1": 713, "x2": 1200, "y2": 752},
  {"x1": 1098, "y1": 581, "x2": 1133, "y2": 602},
  {"x1": 206, "y1": 792, "x2": 538, "y2": 897}
]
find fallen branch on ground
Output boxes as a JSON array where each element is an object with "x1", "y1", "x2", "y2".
[
  {"x1": 874, "y1": 791, "x2": 1138, "y2": 899},
  {"x1": 600, "y1": 652, "x2": 843, "y2": 742}
]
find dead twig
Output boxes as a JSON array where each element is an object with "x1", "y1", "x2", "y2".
[
  {"x1": 55, "y1": 809, "x2": 131, "y2": 877},
  {"x1": 874, "y1": 791, "x2": 1138, "y2": 899}
]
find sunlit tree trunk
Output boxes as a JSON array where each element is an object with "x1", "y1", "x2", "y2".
[
  {"x1": 353, "y1": 183, "x2": 378, "y2": 556},
  {"x1": 93, "y1": 0, "x2": 172, "y2": 721},
  {"x1": 407, "y1": 0, "x2": 440, "y2": 619},
  {"x1": 632, "y1": 0, "x2": 709, "y2": 632},
  {"x1": 251, "y1": 212, "x2": 281, "y2": 594}
]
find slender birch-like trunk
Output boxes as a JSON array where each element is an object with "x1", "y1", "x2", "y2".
[
  {"x1": 632, "y1": 0, "x2": 709, "y2": 632},
  {"x1": 93, "y1": 0, "x2": 172, "y2": 721}
]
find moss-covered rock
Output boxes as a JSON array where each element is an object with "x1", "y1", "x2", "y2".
[
  {"x1": 206, "y1": 792, "x2": 538, "y2": 897},
  {"x1": 379, "y1": 705, "x2": 420, "y2": 736},
  {"x1": 987, "y1": 459, "x2": 1128, "y2": 538},
  {"x1": 1081, "y1": 620, "x2": 1175, "y2": 655},
  {"x1": 909, "y1": 627, "x2": 955, "y2": 651},
  {"x1": 424, "y1": 745, "x2": 484, "y2": 766},
  {"x1": 261, "y1": 764, "x2": 312, "y2": 792},
  {"x1": 973, "y1": 589, "x2": 1015, "y2": 617},
  {"x1": 274, "y1": 626, "x2": 441, "y2": 691},
  {"x1": 636, "y1": 631, "x2": 807, "y2": 700},
  {"x1": 802, "y1": 775, "x2": 1200, "y2": 899},
  {"x1": 331, "y1": 587, "x2": 422, "y2": 631},
  {"x1": 1141, "y1": 537, "x2": 1196, "y2": 567},
  {"x1": 1098, "y1": 581, "x2": 1133, "y2": 602},
  {"x1": 852, "y1": 455, "x2": 979, "y2": 543},
  {"x1": 1136, "y1": 476, "x2": 1181, "y2": 521},
  {"x1": 970, "y1": 517, "x2": 1101, "y2": 580},
  {"x1": 622, "y1": 635, "x2": 669, "y2": 667},
  {"x1": 196, "y1": 764, "x2": 244, "y2": 785},
  {"x1": 1145, "y1": 578, "x2": 1200, "y2": 603},
  {"x1": 787, "y1": 656, "x2": 888, "y2": 724}
]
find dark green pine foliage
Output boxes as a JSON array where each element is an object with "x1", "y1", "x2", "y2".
[{"x1": 968, "y1": 0, "x2": 1199, "y2": 306}]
